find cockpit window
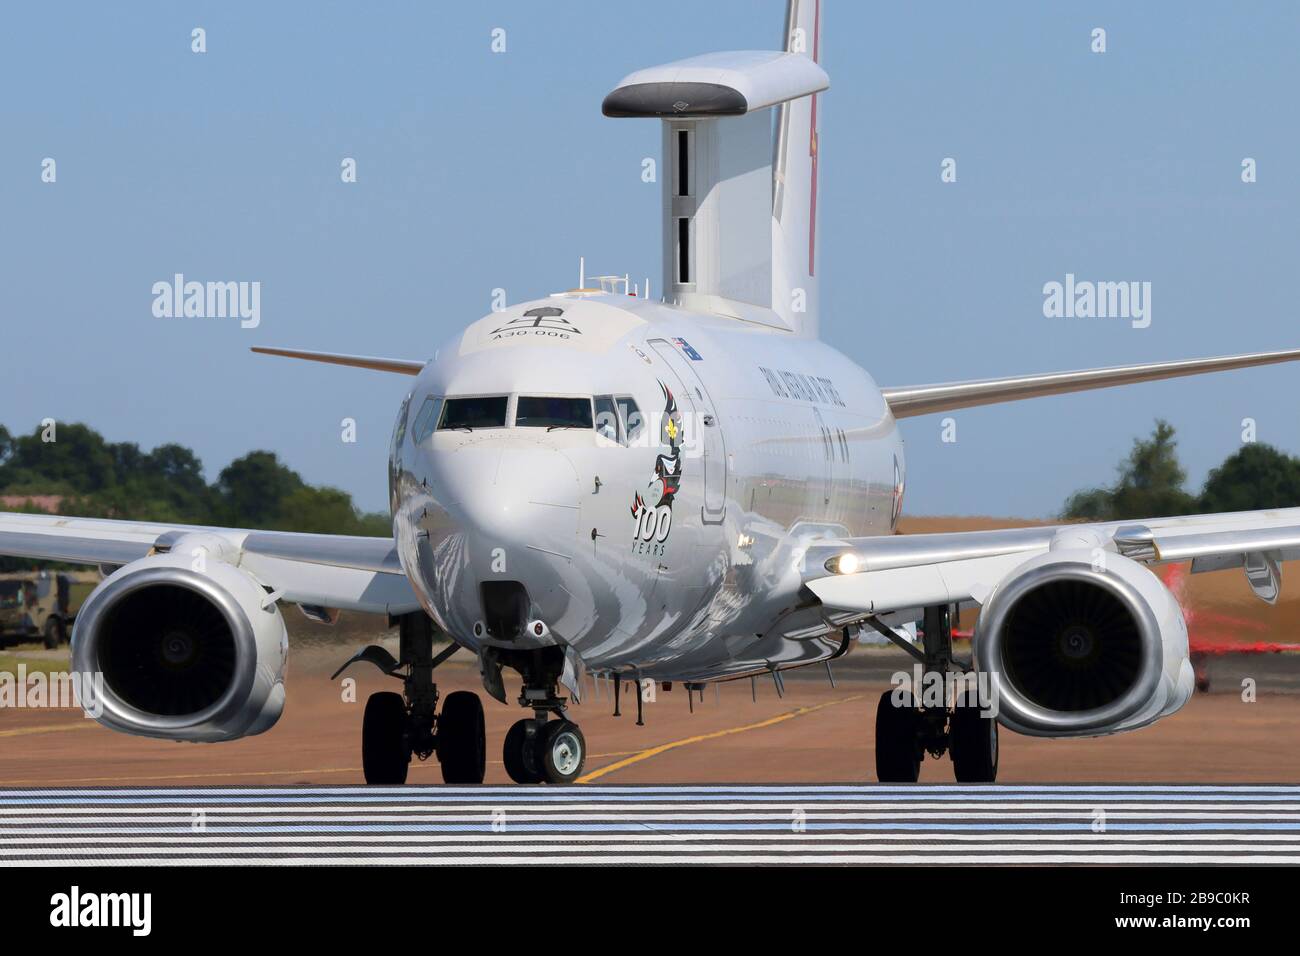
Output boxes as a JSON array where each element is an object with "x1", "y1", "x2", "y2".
[
  {"x1": 619, "y1": 398, "x2": 644, "y2": 444},
  {"x1": 516, "y1": 396, "x2": 593, "y2": 430},
  {"x1": 594, "y1": 396, "x2": 620, "y2": 441},
  {"x1": 411, "y1": 396, "x2": 442, "y2": 444},
  {"x1": 438, "y1": 395, "x2": 508, "y2": 431},
  {"x1": 391, "y1": 394, "x2": 412, "y2": 458},
  {"x1": 592, "y1": 395, "x2": 643, "y2": 445}
]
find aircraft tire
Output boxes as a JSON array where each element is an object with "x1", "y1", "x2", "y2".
[
  {"x1": 438, "y1": 691, "x2": 486, "y2": 784},
  {"x1": 504, "y1": 719, "x2": 544, "y2": 784},
  {"x1": 538, "y1": 720, "x2": 586, "y2": 785},
  {"x1": 949, "y1": 691, "x2": 998, "y2": 783},
  {"x1": 875, "y1": 689, "x2": 921, "y2": 783},
  {"x1": 363, "y1": 691, "x2": 410, "y2": 785}
]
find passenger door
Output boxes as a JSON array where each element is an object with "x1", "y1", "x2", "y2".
[{"x1": 648, "y1": 339, "x2": 727, "y2": 523}]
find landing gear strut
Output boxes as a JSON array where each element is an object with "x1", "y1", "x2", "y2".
[
  {"x1": 498, "y1": 647, "x2": 586, "y2": 785},
  {"x1": 336, "y1": 612, "x2": 485, "y2": 785},
  {"x1": 867, "y1": 605, "x2": 998, "y2": 784}
]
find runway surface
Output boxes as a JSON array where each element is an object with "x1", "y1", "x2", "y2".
[
  {"x1": 4, "y1": 784, "x2": 1300, "y2": 865},
  {"x1": 8, "y1": 652, "x2": 1300, "y2": 786}
]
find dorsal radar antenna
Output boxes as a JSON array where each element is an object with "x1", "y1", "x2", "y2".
[{"x1": 601, "y1": 0, "x2": 827, "y2": 336}]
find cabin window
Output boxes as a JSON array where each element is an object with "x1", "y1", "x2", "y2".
[
  {"x1": 438, "y1": 395, "x2": 508, "y2": 431},
  {"x1": 516, "y1": 396, "x2": 594, "y2": 430}
]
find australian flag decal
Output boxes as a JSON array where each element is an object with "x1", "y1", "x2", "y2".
[{"x1": 673, "y1": 337, "x2": 703, "y2": 361}]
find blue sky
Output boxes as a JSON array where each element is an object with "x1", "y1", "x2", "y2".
[{"x1": 2, "y1": 1, "x2": 1297, "y2": 517}]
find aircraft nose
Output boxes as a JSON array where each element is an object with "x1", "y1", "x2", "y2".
[{"x1": 428, "y1": 446, "x2": 580, "y2": 556}]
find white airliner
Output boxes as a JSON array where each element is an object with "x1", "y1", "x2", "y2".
[{"x1": 6, "y1": 0, "x2": 1300, "y2": 785}]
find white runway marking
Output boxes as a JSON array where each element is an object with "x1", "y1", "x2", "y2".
[{"x1": 2, "y1": 785, "x2": 1300, "y2": 865}]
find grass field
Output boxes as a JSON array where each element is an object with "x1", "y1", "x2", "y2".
[{"x1": 0, "y1": 646, "x2": 69, "y2": 677}]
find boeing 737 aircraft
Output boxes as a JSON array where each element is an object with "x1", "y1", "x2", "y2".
[{"x1": 7, "y1": 0, "x2": 1300, "y2": 785}]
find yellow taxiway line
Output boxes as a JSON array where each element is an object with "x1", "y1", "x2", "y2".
[
  {"x1": 0, "y1": 699, "x2": 863, "y2": 785},
  {"x1": 0, "y1": 751, "x2": 648, "y2": 787},
  {"x1": 576, "y1": 694, "x2": 864, "y2": 783},
  {"x1": 0, "y1": 766, "x2": 365, "y2": 787},
  {"x1": 0, "y1": 721, "x2": 96, "y2": 739}
]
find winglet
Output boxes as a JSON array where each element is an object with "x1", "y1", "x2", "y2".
[{"x1": 251, "y1": 347, "x2": 425, "y2": 376}]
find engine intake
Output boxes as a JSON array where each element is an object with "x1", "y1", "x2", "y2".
[
  {"x1": 99, "y1": 584, "x2": 238, "y2": 717},
  {"x1": 974, "y1": 549, "x2": 1191, "y2": 737},
  {"x1": 1002, "y1": 578, "x2": 1144, "y2": 713},
  {"x1": 72, "y1": 542, "x2": 288, "y2": 742}
]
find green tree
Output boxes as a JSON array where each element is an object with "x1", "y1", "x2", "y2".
[
  {"x1": 276, "y1": 485, "x2": 366, "y2": 534},
  {"x1": 0, "y1": 422, "x2": 118, "y2": 494},
  {"x1": 214, "y1": 451, "x2": 305, "y2": 526},
  {"x1": 2, "y1": 422, "x2": 389, "y2": 541},
  {"x1": 1059, "y1": 486, "x2": 1114, "y2": 521},
  {"x1": 141, "y1": 443, "x2": 212, "y2": 519},
  {"x1": 354, "y1": 510, "x2": 393, "y2": 536},
  {"x1": 1199, "y1": 443, "x2": 1300, "y2": 513},
  {"x1": 1063, "y1": 420, "x2": 1199, "y2": 520}
]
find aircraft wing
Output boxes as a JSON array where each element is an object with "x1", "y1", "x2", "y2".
[
  {"x1": 802, "y1": 508, "x2": 1300, "y2": 615},
  {"x1": 879, "y1": 347, "x2": 1300, "y2": 418},
  {"x1": 0, "y1": 511, "x2": 420, "y2": 616},
  {"x1": 251, "y1": 347, "x2": 425, "y2": 376}
]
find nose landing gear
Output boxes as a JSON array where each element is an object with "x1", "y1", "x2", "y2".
[
  {"x1": 498, "y1": 646, "x2": 586, "y2": 784},
  {"x1": 502, "y1": 719, "x2": 543, "y2": 784},
  {"x1": 503, "y1": 717, "x2": 586, "y2": 785}
]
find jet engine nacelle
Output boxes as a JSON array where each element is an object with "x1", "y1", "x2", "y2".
[
  {"x1": 973, "y1": 547, "x2": 1194, "y2": 737},
  {"x1": 71, "y1": 535, "x2": 288, "y2": 742}
]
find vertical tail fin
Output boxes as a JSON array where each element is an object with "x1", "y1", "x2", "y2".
[
  {"x1": 602, "y1": 0, "x2": 827, "y2": 337},
  {"x1": 772, "y1": 0, "x2": 823, "y2": 336}
]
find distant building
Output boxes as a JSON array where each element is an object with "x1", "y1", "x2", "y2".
[{"x1": 0, "y1": 495, "x2": 63, "y2": 514}]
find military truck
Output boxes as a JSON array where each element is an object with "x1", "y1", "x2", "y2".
[{"x1": 0, "y1": 571, "x2": 75, "y2": 648}]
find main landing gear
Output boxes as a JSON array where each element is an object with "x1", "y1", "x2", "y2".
[
  {"x1": 334, "y1": 612, "x2": 486, "y2": 785},
  {"x1": 497, "y1": 647, "x2": 586, "y2": 785},
  {"x1": 868, "y1": 605, "x2": 998, "y2": 784}
]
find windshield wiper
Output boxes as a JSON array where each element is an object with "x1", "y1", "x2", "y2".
[{"x1": 546, "y1": 424, "x2": 584, "y2": 431}]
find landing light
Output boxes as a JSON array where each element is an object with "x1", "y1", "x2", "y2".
[{"x1": 827, "y1": 553, "x2": 860, "y2": 575}]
